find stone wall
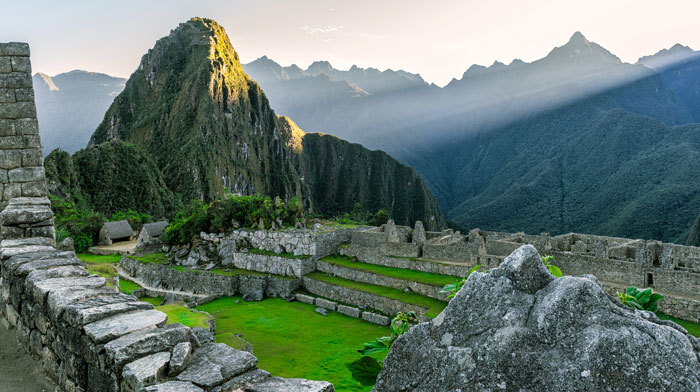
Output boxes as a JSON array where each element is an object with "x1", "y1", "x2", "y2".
[
  {"x1": 0, "y1": 43, "x2": 45, "y2": 214},
  {"x1": 119, "y1": 257, "x2": 301, "y2": 300},
  {"x1": 301, "y1": 277, "x2": 430, "y2": 319},
  {"x1": 316, "y1": 260, "x2": 445, "y2": 300},
  {"x1": 347, "y1": 222, "x2": 700, "y2": 322}
]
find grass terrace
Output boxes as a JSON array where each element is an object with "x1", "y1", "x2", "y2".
[
  {"x1": 196, "y1": 296, "x2": 389, "y2": 392},
  {"x1": 657, "y1": 313, "x2": 700, "y2": 337},
  {"x1": 306, "y1": 271, "x2": 447, "y2": 318},
  {"x1": 320, "y1": 255, "x2": 459, "y2": 286}
]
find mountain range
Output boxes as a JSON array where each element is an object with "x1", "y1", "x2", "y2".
[
  {"x1": 44, "y1": 18, "x2": 444, "y2": 230},
  {"x1": 34, "y1": 27, "x2": 700, "y2": 244}
]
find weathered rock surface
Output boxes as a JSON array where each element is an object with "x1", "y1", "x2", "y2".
[
  {"x1": 373, "y1": 245, "x2": 700, "y2": 392},
  {"x1": 84, "y1": 309, "x2": 168, "y2": 343},
  {"x1": 145, "y1": 381, "x2": 204, "y2": 392},
  {"x1": 122, "y1": 351, "x2": 171, "y2": 392},
  {"x1": 247, "y1": 377, "x2": 334, "y2": 392},
  {"x1": 176, "y1": 343, "x2": 257, "y2": 388}
]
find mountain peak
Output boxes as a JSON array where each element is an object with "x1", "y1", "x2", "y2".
[
  {"x1": 637, "y1": 43, "x2": 699, "y2": 70},
  {"x1": 544, "y1": 31, "x2": 621, "y2": 67},
  {"x1": 568, "y1": 31, "x2": 587, "y2": 45}
]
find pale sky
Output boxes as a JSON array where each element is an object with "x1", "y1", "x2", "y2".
[{"x1": 2, "y1": 0, "x2": 700, "y2": 86}]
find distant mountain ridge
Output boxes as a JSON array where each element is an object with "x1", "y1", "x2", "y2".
[{"x1": 33, "y1": 70, "x2": 125, "y2": 154}]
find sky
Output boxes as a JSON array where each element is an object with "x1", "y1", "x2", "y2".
[{"x1": 2, "y1": 0, "x2": 700, "y2": 86}]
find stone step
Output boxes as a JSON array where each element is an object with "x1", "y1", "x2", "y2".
[
  {"x1": 341, "y1": 244, "x2": 471, "y2": 277},
  {"x1": 302, "y1": 272, "x2": 447, "y2": 320},
  {"x1": 316, "y1": 257, "x2": 451, "y2": 300}
]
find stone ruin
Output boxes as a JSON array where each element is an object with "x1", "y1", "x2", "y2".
[
  {"x1": 345, "y1": 220, "x2": 700, "y2": 323},
  {"x1": 0, "y1": 42, "x2": 333, "y2": 392},
  {"x1": 373, "y1": 245, "x2": 700, "y2": 391}
]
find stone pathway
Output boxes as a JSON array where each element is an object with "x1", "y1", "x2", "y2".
[
  {"x1": 0, "y1": 325, "x2": 57, "y2": 392},
  {"x1": 88, "y1": 240, "x2": 138, "y2": 255}
]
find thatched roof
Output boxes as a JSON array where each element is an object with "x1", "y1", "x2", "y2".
[
  {"x1": 102, "y1": 220, "x2": 134, "y2": 239},
  {"x1": 143, "y1": 221, "x2": 168, "y2": 237}
]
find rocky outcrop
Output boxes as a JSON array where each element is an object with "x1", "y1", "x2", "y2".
[{"x1": 373, "y1": 245, "x2": 700, "y2": 392}]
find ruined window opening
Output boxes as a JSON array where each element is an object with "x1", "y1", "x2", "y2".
[{"x1": 646, "y1": 272, "x2": 654, "y2": 287}]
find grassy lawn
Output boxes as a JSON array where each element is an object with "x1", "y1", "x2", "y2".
[
  {"x1": 130, "y1": 252, "x2": 170, "y2": 264},
  {"x1": 306, "y1": 272, "x2": 447, "y2": 318},
  {"x1": 321, "y1": 255, "x2": 458, "y2": 287},
  {"x1": 77, "y1": 253, "x2": 122, "y2": 263},
  {"x1": 196, "y1": 297, "x2": 389, "y2": 392},
  {"x1": 657, "y1": 313, "x2": 700, "y2": 337},
  {"x1": 157, "y1": 303, "x2": 211, "y2": 329},
  {"x1": 248, "y1": 247, "x2": 310, "y2": 259}
]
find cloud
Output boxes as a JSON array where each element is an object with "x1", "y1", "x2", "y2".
[{"x1": 301, "y1": 25, "x2": 343, "y2": 35}]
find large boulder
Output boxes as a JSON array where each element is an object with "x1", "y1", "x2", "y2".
[{"x1": 373, "y1": 245, "x2": 700, "y2": 392}]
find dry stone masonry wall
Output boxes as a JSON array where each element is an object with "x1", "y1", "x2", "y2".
[
  {"x1": 0, "y1": 42, "x2": 333, "y2": 392},
  {"x1": 0, "y1": 42, "x2": 45, "y2": 214},
  {"x1": 346, "y1": 220, "x2": 700, "y2": 323}
]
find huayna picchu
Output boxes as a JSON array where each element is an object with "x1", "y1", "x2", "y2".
[{"x1": 48, "y1": 18, "x2": 443, "y2": 230}]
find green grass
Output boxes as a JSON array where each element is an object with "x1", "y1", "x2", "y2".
[
  {"x1": 321, "y1": 255, "x2": 458, "y2": 287},
  {"x1": 118, "y1": 278, "x2": 142, "y2": 294},
  {"x1": 130, "y1": 252, "x2": 170, "y2": 264},
  {"x1": 140, "y1": 296, "x2": 163, "y2": 306},
  {"x1": 248, "y1": 247, "x2": 310, "y2": 259},
  {"x1": 196, "y1": 297, "x2": 389, "y2": 392},
  {"x1": 77, "y1": 253, "x2": 122, "y2": 263},
  {"x1": 306, "y1": 272, "x2": 447, "y2": 318},
  {"x1": 657, "y1": 313, "x2": 700, "y2": 337},
  {"x1": 157, "y1": 303, "x2": 211, "y2": 329}
]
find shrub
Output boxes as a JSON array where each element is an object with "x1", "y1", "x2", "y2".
[
  {"x1": 50, "y1": 195, "x2": 104, "y2": 252},
  {"x1": 370, "y1": 209, "x2": 391, "y2": 226},
  {"x1": 163, "y1": 194, "x2": 305, "y2": 245}
]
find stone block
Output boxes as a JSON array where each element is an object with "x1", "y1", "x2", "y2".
[
  {"x1": 122, "y1": 351, "x2": 171, "y2": 392},
  {"x1": 314, "y1": 297, "x2": 337, "y2": 311},
  {"x1": 169, "y1": 342, "x2": 193, "y2": 376},
  {"x1": 0, "y1": 119, "x2": 14, "y2": 136},
  {"x1": 361, "y1": 311, "x2": 390, "y2": 325},
  {"x1": 246, "y1": 377, "x2": 334, "y2": 392},
  {"x1": 21, "y1": 181, "x2": 47, "y2": 197},
  {"x1": 145, "y1": 382, "x2": 204, "y2": 392},
  {"x1": 0, "y1": 149, "x2": 21, "y2": 168},
  {"x1": 8, "y1": 166, "x2": 44, "y2": 182},
  {"x1": 294, "y1": 293, "x2": 315, "y2": 304},
  {"x1": 10, "y1": 56, "x2": 31, "y2": 73},
  {"x1": 176, "y1": 343, "x2": 257, "y2": 388},
  {"x1": 337, "y1": 304, "x2": 361, "y2": 318},
  {"x1": 29, "y1": 275, "x2": 106, "y2": 306},
  {"x1": 0, "y1": 101, "x2": 35, "y2": 119},
  {"x1": 212, "y1": 369, "x2": 270, "y2": 392},
  {"x1": 0, "y1": 72, "x2": 32, "y2": 89},
  {"x1": 0, "y1": 43, "x2": 30, "y2": 56},
  {"x1": 0, "y1": 168, "x2": 7, "y2": 182},
  {"x1": 0, "y1": 57, "x2": 11, "y2": 73},
  {"x1": 0, "y1": 135, "x2": 26, "y2": 149},
  {"x1": 14, "y1": 88, "x2": 34, "y2": 102},
  {"x1": 15, "y1": 118, "x2": 38, "y2": 135},
  {"x1": 0, "y1": 88, "x2": 14, "y2": 103},
  {"x1": 62, "y1": 294, "x2": 152, "y2": 327},
  {"x1": 84, "y1": 309, "x2": 168, "y2": 343},
  {"x1": 104, "y1": 323, "x2": 191, "y2": 366},
  {"x1": 24, "y1": 134, "x2": 41, "y2": 148},
  {"x1": 2, "y1": 183, "x2": 21, "y2": 200}
]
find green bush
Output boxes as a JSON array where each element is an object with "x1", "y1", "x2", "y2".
[
  {"x1": 163, "y1": 194, "x2": 305, "y2": 245},
  {"x1": 369, "y1": 209, "x2": 391, "y2": 227},
  {"x1": 50, "y1": 195, "x2": 105, "y2": 252}
]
